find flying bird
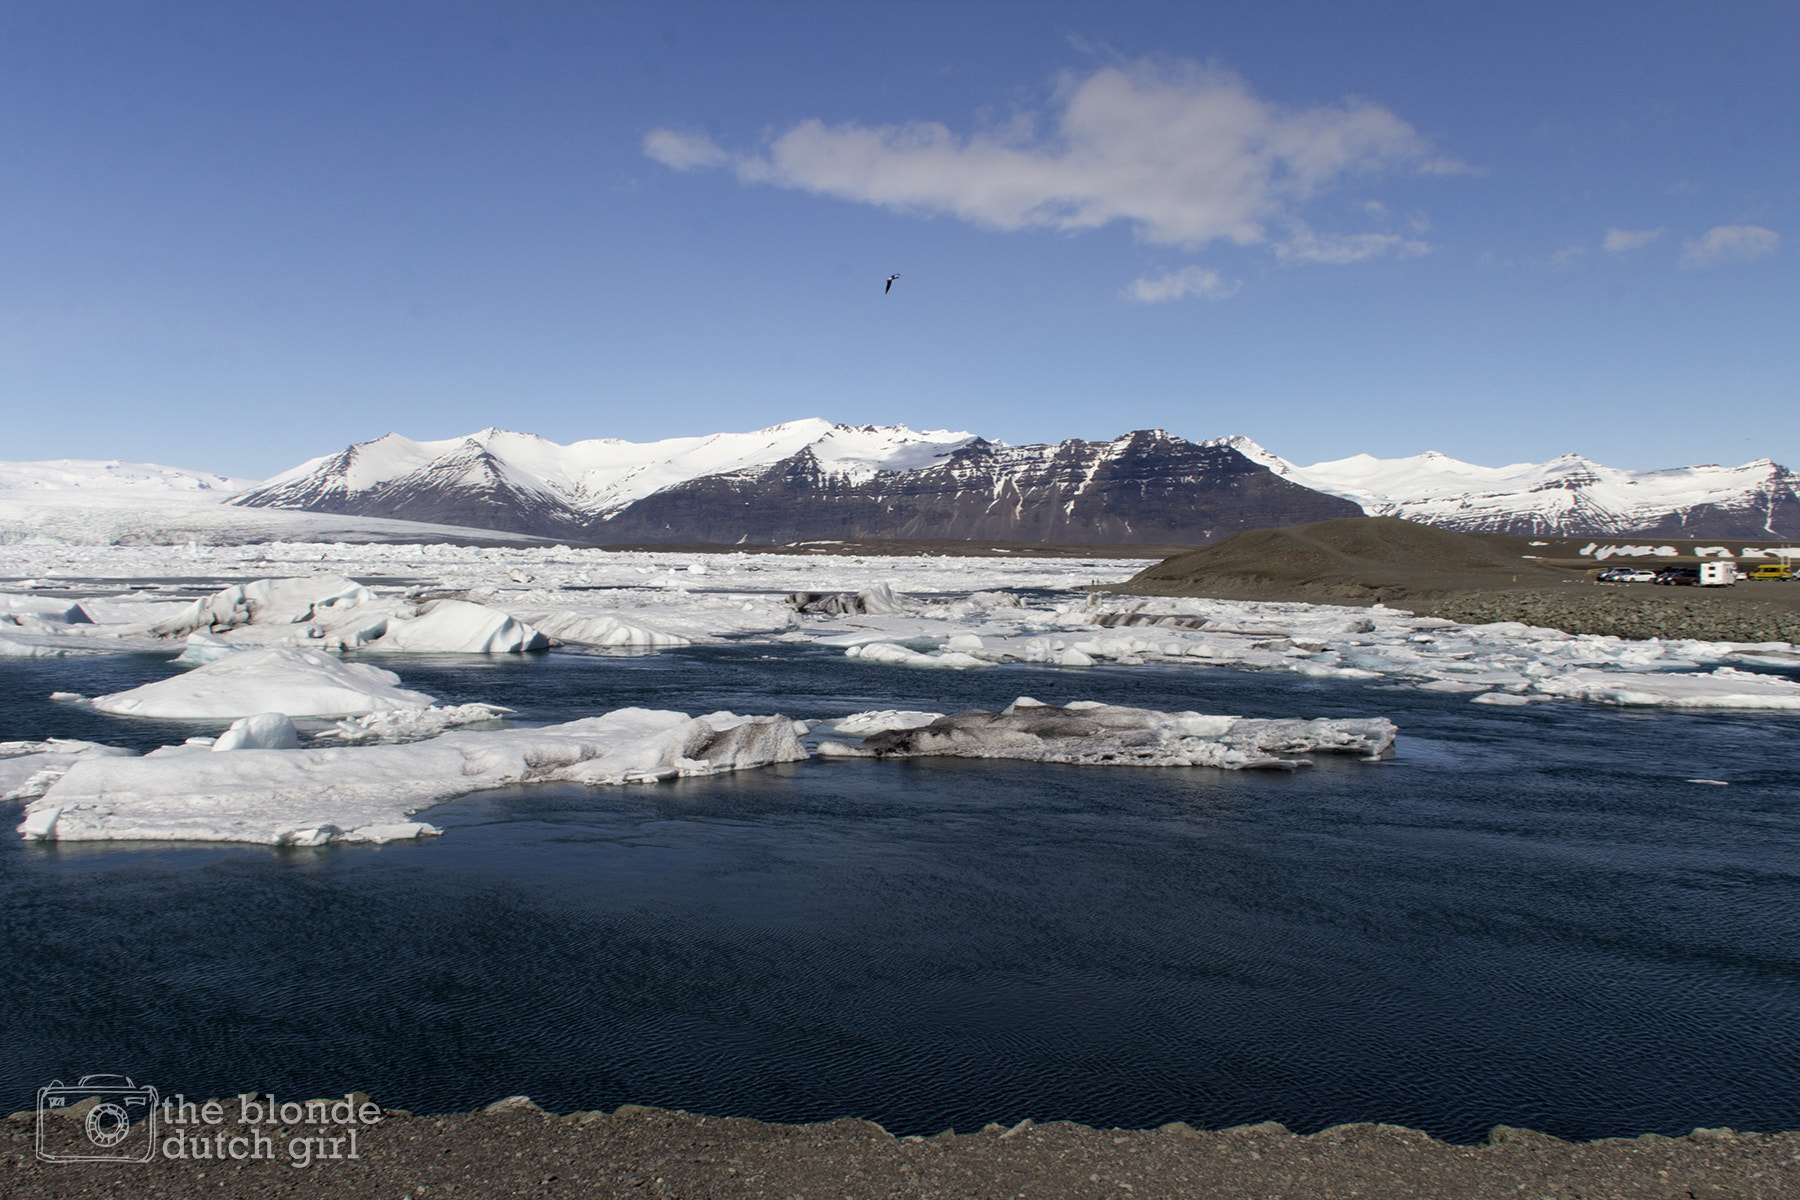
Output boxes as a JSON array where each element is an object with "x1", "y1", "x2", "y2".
[{"x1": 884, "y1": 274, "x2": 902, "y2": 294}]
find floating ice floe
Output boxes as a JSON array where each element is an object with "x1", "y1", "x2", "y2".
[
  {"x1": 844, "y1": 642, "x2": 992, "y2": 669},
  {"x1": 146, "y1": 577, "x2": 547, "y2": 654},
  {"x1": 318, "y1": 703, "x2": 513, "y2": 743},
  {"x1": 89, "y1": 646, "x2": 438, "y2": 719},
  {"x1": 359, "y1": 599, "x2": 548, "y2": 653},
  {"x1": 819, "y1": 698, "x2": 1397, "y2": 770},
  {"x1": 152, "y1": 576, "x2": 376, "y2": 638},
  {"x1": 0, "y1": 739, "x2": 137, "y2": 801},
  {"x1": 16, "y1": 709, "x2": 808, "y2": 845},
  {"x1": 0, "y1": 635, "x2": 104, "y2": 658},
  {"x1": 829, "y1": 709, "x2": 948, "y2": 734},
  {"x1": 509, "y1": 610, "x2": 688, "y2": 649},
  {"x1": 1527, "y1": 666, "x2": 1800, "y2": 709}
]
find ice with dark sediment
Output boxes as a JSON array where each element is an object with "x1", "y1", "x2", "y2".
[{"x1": 819, "y1": 698, "x2": 1397, "y2": 770}]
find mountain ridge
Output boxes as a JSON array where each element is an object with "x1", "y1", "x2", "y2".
[{"x1": 8, "y1": 423, "x2": 1795, "y2": 544}]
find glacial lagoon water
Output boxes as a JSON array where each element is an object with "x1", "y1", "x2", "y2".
[{"x1": 3, "y1": 645, "x2": 1798, "y2": 1142}]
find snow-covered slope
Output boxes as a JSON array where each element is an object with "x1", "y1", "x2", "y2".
[
  {"x1": 0, "y1": 458, "x2": 557, "y2": 547},
  {"x1": 235, "y1": 421, "x2": 979, "y2": 532},
  {"x1": 1237, "y1": 442, "x2": 1800, "y2": 539}
]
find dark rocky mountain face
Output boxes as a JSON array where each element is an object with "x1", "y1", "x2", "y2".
[{"x1": 595, "y1": 431, "x2": 1361, "y2": 545}]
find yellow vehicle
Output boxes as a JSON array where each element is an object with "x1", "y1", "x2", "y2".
[{"x1": 1747, "y1": 563, "x2": 1795, "y2": 581}]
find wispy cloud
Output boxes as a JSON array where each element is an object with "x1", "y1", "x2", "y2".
[
  {"x1": 642, "y1": 129, "x2": 727, "y2": 171},
  {"x1": 1681, "y1": 224, "x2": 1780, "y2": 267},
  {"x1": 1603, "y1": 227, "x2": 1664, "y2": 254},
  {"x1": 1275, "y1": 224, "x2": 1429, "y2": 265},
  {"x1": 1124, "y1": 267, "x2": 1240, "y2": 303},
  {"x1": 645, "y1": 60, "x2": 1461, "y2": 254}
]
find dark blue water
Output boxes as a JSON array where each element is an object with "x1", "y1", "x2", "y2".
[{"x1": 3, "y1": 646, "x2": 1798, "y2": 1142}]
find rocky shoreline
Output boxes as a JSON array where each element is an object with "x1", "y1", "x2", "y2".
[
  {"x1": 9, "y1": 1100, "x2": 1800, "y2": 1198},
  {"x1": 1413, "y1": 585, "x2": 1800, "y2": 644}
]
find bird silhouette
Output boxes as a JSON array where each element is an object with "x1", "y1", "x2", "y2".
[{"x1": 884, "y1": 274, "x2": 902, "y2": 294}]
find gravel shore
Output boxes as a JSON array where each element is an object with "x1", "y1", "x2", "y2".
[
  {"x1": 1414, "y1": 585, "x2": 1800, "y2": 644},
  {"x1": 10, "y1": 1103, "x2": 1800, "y2": 1199}
]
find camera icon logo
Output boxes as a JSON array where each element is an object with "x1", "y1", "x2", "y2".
[{"x1": 36, "y1": 1075, "x2": 159, "y2": 1163}]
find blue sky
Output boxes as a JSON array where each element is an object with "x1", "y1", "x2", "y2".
[{"x1": 2, "y1": 1, "x2": 1793, "y2": 479}]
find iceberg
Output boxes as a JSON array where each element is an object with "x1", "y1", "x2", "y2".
[
  {"x1": 363, "y1": 599, "x2": 548, "y2": 653},
  {"x1": 145, "y1": 577, "x2": 548, "y2": 654},
  {"x1": 151, "y1": 576, "x2": 376, "y2": 638},
  {"x1": 509, "y1": 609, "x2": 689, "y2": 648},
  {"x1": 818, "y1": 697, "x2": 1396, "y2": 770},
  {"x1": 210, "y1": 712, "x2": 300, "y2": 751},
  {"x1": 791, "y1": 583, "x2": 915, "y2": 615},
  {"x1": 18, "y1": 709, "x2": 808, "y2": 845},
  {"x1": 89, "y1": 646, "x2": 437, "y2": 719}
]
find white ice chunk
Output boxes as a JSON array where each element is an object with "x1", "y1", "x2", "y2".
[
  {"x1": 1529, "y1": 666, "x2": 1800, "y2": 709},
  {"x1": 211, "y1": 712, "x2": 300, "y2": 751},
  {"x1": 831, "y1": 710, "x2": 947, "y2": 734},
  {"x1": 90, "y1": 646, "x2": 437, "y2": 719},
  {"x1": 19, "y1": 708, "x2": 808, "y2": 844},
  {"x1": 367, "y1": 599, "x2": 548, "y2": 653},
  {"x1": 172, "y1": 630, "x2": 239, "y2": 665},
  {"x1": 846, "y1": 642, "x2": 992, "y2": 669},
  {"x1": 318, "y1": 703, "x2": 513, "y2": 743},
  {"x1": 511, "y1": 609, "x2": 689, "y2": 648}
]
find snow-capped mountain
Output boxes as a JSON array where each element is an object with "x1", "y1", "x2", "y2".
[
  {"x1": 232, "y1": 421, "x2": 982, "y2": 539},
  {"x1": 0, "y1": 458, "x2": 558, "y2": 546},
  {"x1": 593, "y1": 428, "x2": 1359, "y2": 544},
  {"x1": 11, "y1": 426, "x2": 1794, "y2": 547},
  {"x1": 234, "y1": 422, "x2": 1361, "y2": 545},
  {"x1": 1239, "y1": 443, "x2": 1800, "y2": 539}
]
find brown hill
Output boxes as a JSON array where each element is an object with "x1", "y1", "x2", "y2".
[{"x1": 1110, "y1": 516, "x2": 1584, "y2": 603}]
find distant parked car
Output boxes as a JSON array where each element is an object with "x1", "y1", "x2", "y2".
[
  {"x1": 1615, "y1": 568, "x2": 1658, "y2": 582},
  {"x1": 1654, "y1": 567, "x2": 1701, "y2": 586},
  {"x1": 1748, "y1": 563, "x2": 1797, "y2": 581}
]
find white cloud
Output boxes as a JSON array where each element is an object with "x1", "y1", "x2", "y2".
[
  {"x1": 1274, "y1": 225, "x2": 1429, "y2": 265},
  {"x1": 646, "y1": 60, "x2": 1459, "y2": 253},
  {"x1": 1681, "y1": 224, "x2": 1780, "y2": 267},
  {"x1": 1124, "y1": 266, "x2": 1240, "y2": 303},
  {"x1": 643, "y1": 129, "x2": 728, "y2": 171},
  {"x1": 1603, "y1": 227, "x2": 1664, "y2": 254}
]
